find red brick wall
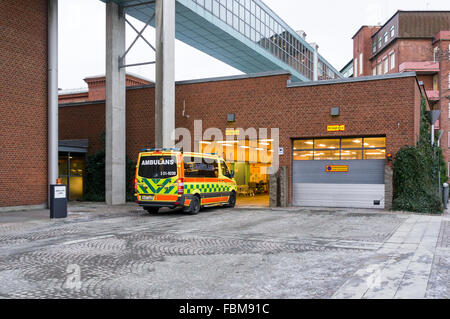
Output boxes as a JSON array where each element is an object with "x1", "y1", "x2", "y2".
[
  {"x1": 353, "y1": 26, "x2": 380, "y2": 76},
  {"x1": 0, "y1": 0, "x2": 48, "y2": 207},
  {"x1": 437, "y1": 38, "x2": 450, "y2": 165},
  {"x1": 59, "y1": 103, "x2": 106, "y2": 155},
  {"x1": 60, "y1": 74, "x2": 421, "y2": 204}
]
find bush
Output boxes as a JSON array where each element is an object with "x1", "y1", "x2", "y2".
[{"x1": 392, "y1": 97, "x2": 445, "y2": 214}]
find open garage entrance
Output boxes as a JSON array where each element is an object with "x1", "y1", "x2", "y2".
[
  {"x1": 292, "y1": 136, "x2": 387, "y2": 209},
  {"x1": 200, "y1": 139, "x2": 274, "y2": 207}
]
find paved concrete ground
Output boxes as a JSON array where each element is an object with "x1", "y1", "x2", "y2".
[{"x1": 0, "y1": 203, "x2": 448, "y2": 299}]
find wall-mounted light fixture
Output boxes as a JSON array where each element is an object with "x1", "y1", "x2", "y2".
[{"x1": 330, "y1": 107, "x2": 340, "y2": 117}]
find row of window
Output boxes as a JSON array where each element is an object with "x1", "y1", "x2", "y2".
[
  {"x1": 372, "y1": 51, "x2": 395, "y2": 75},
  {"x1": 373, "y1": 25, "x2": 395, "y2": 54},
  {"x1": 193, "y1": 0, "x2": 340, "y2": 80},
  {"x1": 293, "y1": 137, "x2": 386, "y2": 161}
]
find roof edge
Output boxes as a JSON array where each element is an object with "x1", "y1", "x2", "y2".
[{"x1": 287, "y1": 72, "x2": 417, "y2": 88}]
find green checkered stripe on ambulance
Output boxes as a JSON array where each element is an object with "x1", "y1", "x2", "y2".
[
  {"x1": 184, "y1": 184, "x2": 231, "y2": 194},
  {"x1": 137, "y1": 177, "x2": 178, "y2": 194}
]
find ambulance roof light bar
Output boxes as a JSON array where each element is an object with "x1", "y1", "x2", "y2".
[{"x1": 140, "y1": 148, "x2": 182, "y2": 152}]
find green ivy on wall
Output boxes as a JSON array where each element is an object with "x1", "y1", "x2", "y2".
[
  {"x1": 392, "y1": 97, "x2": 446, "y2": 214},
  {"x1": 83, "y1": 132, "x2": 136, "y2": 202}
]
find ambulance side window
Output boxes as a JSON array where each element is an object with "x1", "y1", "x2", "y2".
[
  {"x1": 184, "y1": 157, "x2": 218, "y2": 178},
  {"x1": 220, "y1": 161, "x2": 230, "y2": 177}
]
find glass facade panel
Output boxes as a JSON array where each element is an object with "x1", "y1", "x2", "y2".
[
  {"x1": 314, "y1": 150, "x2": 340, "y2": 160},
  {"x1": 293, "y1": 151, "x2": 314, "y2": 161},
  {"x1": 364, "y1": 149, "x2": 386, "y2": 159},
  {"x1": 340, "y1": 150, "x2": 363, "y2": 160},
  {"x1": 341, "y1": 138, "x2": 362, "y2": 149},
  {"x1": 191, "y1": 0, "x2": 340, "y2": 81},
  {"x1": 293, "y1": 137, "x2": 386, "y2": 161},
  {"x1": 314, "y1": 139, "x2": 340, "y2": 149},
  {"x1": 293, "y1": 139, "x2": 313, "y2": 150},
  {"x1": 364, "y1": 137, "x2": 386, "y2": 148}
]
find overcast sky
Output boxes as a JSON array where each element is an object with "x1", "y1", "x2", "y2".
[{"x1": 58, "y1": 0, "x2": 450, "y2": 89}]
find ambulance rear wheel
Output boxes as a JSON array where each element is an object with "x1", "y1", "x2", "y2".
[
  {"x1": 144, "y1": 207, "x2": 159, "y2": 214},
  {"x1": 185, "y1": 196, "x2": 201, "y2": 215}
]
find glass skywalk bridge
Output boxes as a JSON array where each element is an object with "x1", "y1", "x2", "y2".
[{"x1": 101, "y1": 0, "x2": 342, "y2": 82}]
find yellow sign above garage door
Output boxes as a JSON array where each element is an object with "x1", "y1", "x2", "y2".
[
  {"x1": 325, "y1": 165, "x2": 349, "y2": 172},
  {"x1": 327, "y1": 125, "x2": 345, "y2": 132}
]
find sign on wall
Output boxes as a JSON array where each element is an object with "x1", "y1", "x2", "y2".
[
  {"x1": 325, "y1": 165, "x2": 349, "y2": 172},
  {"x1": 327, "y1": 125, "x2": 345, "y2": 132},
  {"x1": 225, "y1": 128, "x2": 240, "y2": 136}
]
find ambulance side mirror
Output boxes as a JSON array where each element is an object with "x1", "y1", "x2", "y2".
[{"x1": 230, "y1": 170, "x2": 235, "y2": 178}]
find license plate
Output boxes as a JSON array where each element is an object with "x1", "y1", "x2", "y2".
[{"x1": 141, "y1": 195, "x2": 154, "y2": 201}]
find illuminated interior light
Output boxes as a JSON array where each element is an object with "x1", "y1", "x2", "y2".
[
  {"x1": 199, "y1": 141, "x2": 211, "y2": 144},
  {"x1": 259, "y1": 139, "x2": 274, "y2": 142},
  {"x1": 260, "y1": 142, "x2": 271, "y2": 146},
  {"x1": 305, "y1": 141, "x2": 313, "y2": 145}
]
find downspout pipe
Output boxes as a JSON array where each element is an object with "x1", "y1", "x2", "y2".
[{"x1": 48, "y1": 0, "x2": 58, "y2": 205}]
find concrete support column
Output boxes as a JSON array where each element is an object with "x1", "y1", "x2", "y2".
[
  {"x1": 48, "y1": 0, "x2": 58, "y2": 204},
  {"x1": 311, "y1": 43, "x2": 319, "y2": 81},
  {"x1": 269, "y1": 172, "x2": 278, "y2": 208},
  {"x1": 155, "y1": 0, "x2": 175, "y2": 148},
  {"x1": 105, "y1": 2, "x2": 126, "y2": 205},
  {"x1": 384, "y1": 165, "x2": 393, "y2": 210},
  {"x1": 279, "y1": 166, "x2": 289, "y2": 207}
]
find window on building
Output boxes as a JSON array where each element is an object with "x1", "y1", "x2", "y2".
[
  {"x1": 390, "y1": 52, "x2": 395, "y2": 70},
  {"x1": 377, "y1": 63, "x2": 382, "y2": 75},
  {"x1": 373, "y1": 66, "x2": 377, "y2": 76},
  {"x1": 293, "y1": 137, "x2": 386, "y2": 161},
  {"x1": 372, "y1": 41, "x2": 377, "y2": 54},
  {"x1": 448, "y1": 73, "x2": 450, "y2": 89},
  {"x1": 384, "y1": 32, "x2": 388, "y2": 43},
  {"x1": 354, "y1": 58, "x2": 358, "y2": 78},
  {"x1": 448, "y1": 132, "x2": 450, "y2": 148},
  {"x1": 433, "y1": 47, "x2": 439, "y2": 62},
  {"x1": 359, "y1": 53, "x2": 363, "y2": 75},
  {"x1": 433, "y1": 75, "x2": 439, "y2": 91},
  {"x1": 383, "y1": 57, "x2": 388, "y2": 74},
  {"x1": 390, "y1": 25, "x2": 395, "y2": 38},
  {"x1": 448, "y1": 102, "x2": 450, "y2": 119},
  {"x1": 378, "y1": 37, "x2": 382, "y2": 49}
]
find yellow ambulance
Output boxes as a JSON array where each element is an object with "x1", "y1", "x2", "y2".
[{"x1": 134, "y1": 148, "x2": 237, "y2": 214}]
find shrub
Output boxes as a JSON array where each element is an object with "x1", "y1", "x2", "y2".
[{"x1": 392, "y1": 98, "x2": 445, "y2": 214}]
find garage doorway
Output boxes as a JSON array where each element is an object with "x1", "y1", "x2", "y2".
[
  {"x1": 292, "y1": 137, "x2": 386, "y2": 209},
  {"x1": 200, "y1": 139, "x2": 273, "y2": 207}
]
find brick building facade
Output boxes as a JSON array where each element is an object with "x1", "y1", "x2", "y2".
[
  {"x1": 352, "y1": 11, "x2": 450, "y2": 168},
  {"x1": 59, "y1": 71, "x2": 424, "y2": 207},
  {"x1": 0, "y1": 0, "x2": 48, "y2": 209}
]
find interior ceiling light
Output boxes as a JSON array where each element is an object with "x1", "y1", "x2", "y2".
[
  {"x1": 305, "y1": 141, "x2": 313, "y2": 145},
  {"x1": 222, "y1": 144, "x2": 233, "y2": 147},
  {"x1": 217, "y1": 140, "x2": 239, "y2": 144},
  {"x1": 199, "y1": 141, "x2": 211, "y2": 144},
  {"x1": 240, "y1": 146, "x2": 250, "y2": 149},
  {"x1": 259, "y1": 139, "x2": 274, "y2": 142},
  {"x1": 259, "y1": 142, "x2": 270, "y2": 146}
]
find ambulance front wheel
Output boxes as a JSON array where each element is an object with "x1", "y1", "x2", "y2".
[
  {"x1": 144, "y1": 207, "x2": 159, "y2": 214},
  {"x1": 226, "y1": 191, "x2": 236, "y2": 208},
  {"x1": 185, "y1": 196, "x2": 201, "y2": 215}
]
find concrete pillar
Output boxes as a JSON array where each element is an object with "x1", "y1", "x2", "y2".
[
  {"x1": 384, "y1": 165, "x2": 393, "y2": 210},
  {"x1": 279, "y1": 166, "x2": 289, "y2": 207},
  {"x1": 48, "y1": 0, "x2": 58, "y2": 204},
  {"x1": 105, "y1": 2, "x2": 126, "y2": 205},
  {"x1": 310, "y1": 43, "x2": 319, "y2": 81},
  {"x1": 269, "y1": 172, "x2": 278, "y2": 208},
  {"x1": 155, "y1": 0, "x2": 175, "y2": 148}
]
